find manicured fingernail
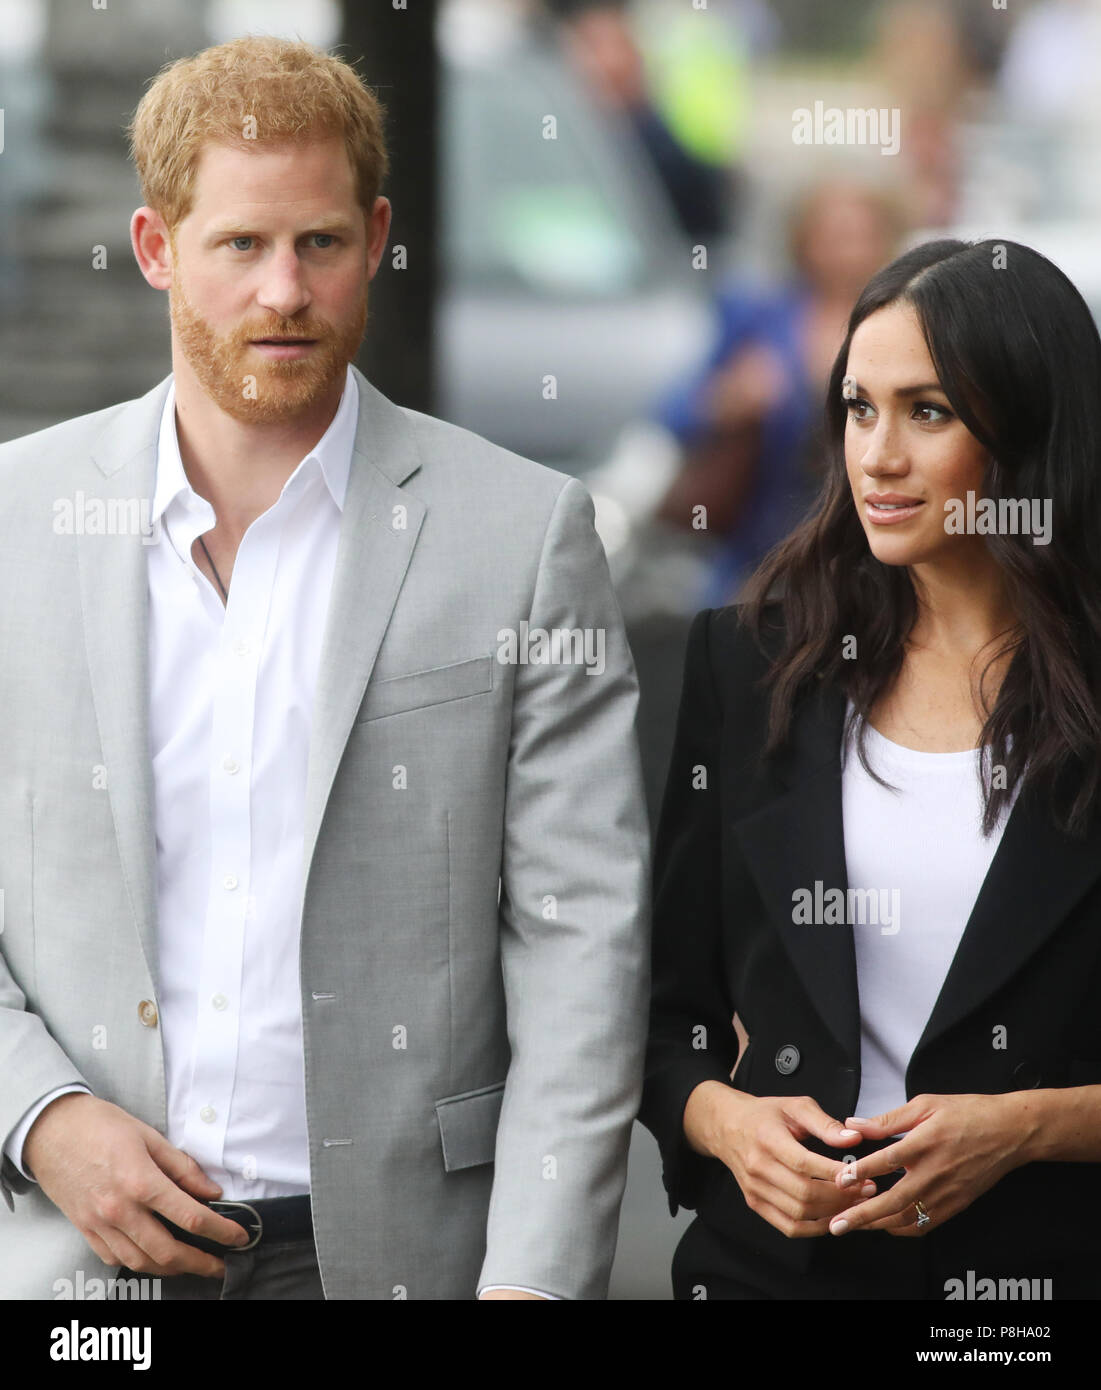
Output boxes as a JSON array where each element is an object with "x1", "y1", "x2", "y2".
[
  {"x1": 830, "y1": 1218, "x2": 849, "y2": 1235},
  {"x1": 847, "y1": 1117, "x2": 870, "y2": 1125},
  {"x1": 840, "y1": 1170, "x2": 858, "y2": 1186},
  {"x1": 861, "y1": 1181, "x2": 876, "y2": 1195},
  {"x1": 839, "y1": 1127, "x2": 861, "y2": 1139}
]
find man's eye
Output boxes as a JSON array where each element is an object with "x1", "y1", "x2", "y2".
[
  {"x1": 311, "y1": 234, "x2": 337, "y2": 248},
  {"x1": 230, "y1": 236, "x2": 253, "y2": 252}
]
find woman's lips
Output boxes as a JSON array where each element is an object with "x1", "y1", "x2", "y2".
[{"x1": 866, "y1": 499, "x2": 925, "y2": 525}]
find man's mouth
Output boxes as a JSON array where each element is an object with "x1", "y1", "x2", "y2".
[{"x1": 249, "y1": 337, "x2": 320, "y2": 359}]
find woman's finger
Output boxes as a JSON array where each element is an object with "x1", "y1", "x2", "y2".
[
  {"x1": 835, "y1": 1137, "x2": 916, "y2": 1187},
  {"x1": 827, "y1": 1175, "x2": 931, "y2": 1234},
  {"x1": 753, "y1": 1154, "x2": 877, "y2": 1220},
  {"x1": 785, "y1": 1095, "x2": 865, "y2": 1149}
]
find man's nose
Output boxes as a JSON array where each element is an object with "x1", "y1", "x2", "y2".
[{"x1": 255, "y1": 250, "x2": 311, "y2": 320}]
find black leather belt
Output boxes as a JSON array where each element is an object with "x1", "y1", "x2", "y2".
[{"x1": 155, "y1": 1194, "x2": 313, "y2": 1257}]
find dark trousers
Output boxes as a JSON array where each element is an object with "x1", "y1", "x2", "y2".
[
  {"x1": 672, "y1": 1213, "x2": 932, "y2": 1299},
  {"x1": 672, "y1": 1211, "x2": 1101, "y2": 1300},
  {"x1": 114, "y1": 1236, "x2": 324, "y2": 1300}
]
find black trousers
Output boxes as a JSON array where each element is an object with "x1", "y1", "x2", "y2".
[
  {"x1": 672, "y1": 1210, "x2": 1101, "y2": 1300},
  {"x1": 673, "y1": 1214, "x2": 933, "y2": 1299}
]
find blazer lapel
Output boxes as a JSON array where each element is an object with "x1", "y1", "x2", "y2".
[
  {"x1": 732, "y1": 676, "x2": 860, "y2": 1066},
  {"x1": 914, "y1": 774, "x2": 1101, "y2": 1060},
  {"x1": 300, "y1": 366, "x2": 426, "y2": 887},
  {"x1": 80, "y1": 377, "x2": 169, "y2": 987}
]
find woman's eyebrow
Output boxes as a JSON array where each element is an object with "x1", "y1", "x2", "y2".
[{"x1": 845, "y1": 380, "x2": 946, "y2": 397}]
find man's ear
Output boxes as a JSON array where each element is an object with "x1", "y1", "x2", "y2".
[
  {"x1": 131, "y1": 207, "x2": 175, "y2": 291},
  {"x1": 366, "y1": 196, "x2": 392, "y2": 279}
]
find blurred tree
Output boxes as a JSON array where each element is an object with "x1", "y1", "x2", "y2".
[{"x1": 341, "y1": 0, "x2": 437, "y2": 412}]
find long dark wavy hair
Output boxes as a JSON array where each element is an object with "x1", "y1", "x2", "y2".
[{"x1": 740, "y1": 238, "x2": 1101, "y2": 837}]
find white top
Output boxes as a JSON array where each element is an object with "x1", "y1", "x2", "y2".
[{"x1": 841, "y1": 701, "x2": 1019, "y2": 1119}]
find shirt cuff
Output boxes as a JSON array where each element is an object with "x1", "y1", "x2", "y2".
[
  {"x1": 478, "y1": 1285, "x2": 561, "y2": 1300},
  {"x1": 3, "y1": 1085, "x2": 93, "y2": 1180}
]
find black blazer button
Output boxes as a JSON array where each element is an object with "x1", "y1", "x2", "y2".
[
  {"x1": 775, "y1": 1044, "x2": 801, "y2": 1076},
  {"x1": 1012, "y1": 1061, "x2": 1042, "y2": 1089}
]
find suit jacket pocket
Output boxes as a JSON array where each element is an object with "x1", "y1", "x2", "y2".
[
  {"x1": 434, "y1": 1080, "x2": 506, "y2": 1172},
  {"x1": 356, "y1": 654, "x2": 495, "y2": 723}
]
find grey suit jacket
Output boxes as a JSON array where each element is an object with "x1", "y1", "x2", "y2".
[{"x1": 0, "y1": 366, "x2": 650, "y2": 1299}]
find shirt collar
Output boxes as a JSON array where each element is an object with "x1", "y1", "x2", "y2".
[{"x1": 151, "y1": 363, "x2": 358, "y2": 525}]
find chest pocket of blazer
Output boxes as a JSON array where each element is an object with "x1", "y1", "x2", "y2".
[
  {"x1": 356, "y1": 654, "x2": 495, "y2": 723},
  {"x1": 434, "y1": 1080, "x2": 506, "y2": 1171}
]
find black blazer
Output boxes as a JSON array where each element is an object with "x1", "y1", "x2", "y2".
[{"x1": 639, "y1": 603, "x2": 1101, "y2": 1282}]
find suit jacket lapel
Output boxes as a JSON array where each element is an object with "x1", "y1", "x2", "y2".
[
  {"x1": 732, "y1": 676, "x2": 860, "y2": 1066},
  {"x1": 80, "y1": 377, "x2": 168, "y2": 987},
  {"x1": 76, "y1": 367, "x2": 426, "y2": 983},
  {"x1": 300, "y1": 367, "x2": 425, "y2": 888},
  {"x1": 914, "y1": 774, "x2": 1101, "y2": 1060}
]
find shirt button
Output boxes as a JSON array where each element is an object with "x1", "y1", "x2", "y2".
[
  {"x1": 774, "y1": 1044, "x2": 801, "y2": 1076},
  {"x1": 223, "y1": 874, "x2": 238, "y2": 891},
  {"x1": 199, "y1": 1105, "x2": 217, "y2": 1124},
  {"x1": 137, "y1": 1000, "x2": 158, "y2": 1028},
  {"x1": 233, "y1": 639, "x2": 252, "y2": 658},
  {"x1": 222, "y1": 757, "x2": 240, "y2": 775},
  {"x1": 211, "y1": 993, "x2": 228, "y2": 1011}
]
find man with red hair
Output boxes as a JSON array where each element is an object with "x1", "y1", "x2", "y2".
[{"x1": 0, "y1": 36, "x2": 649, "y2": 1301}]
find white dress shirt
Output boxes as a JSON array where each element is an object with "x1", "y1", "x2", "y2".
[
  {"x1": 4, "y1": 364, "x2": 551, "y2": 1295},
  {"x1": 841, "y1": 702, "x2": 1019, "y2": 1119}
]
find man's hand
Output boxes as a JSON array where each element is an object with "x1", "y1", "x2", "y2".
[
  {"x1": 683, "y1": 1081, "x2": 876, "y2": 1237},
  {"x1": 826, "y1": 1093, "x2": 1033, "y2": 1237},
  {"x1": 23, "y1": 1092, "x2": 251, "y2": 1277}
]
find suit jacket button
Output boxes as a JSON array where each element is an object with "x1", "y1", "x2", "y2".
[
  {"x1": 775, "y1": 1044, "x2": 801, "y2": 1076},
  {"x1": 1012, "y1": 1061, "x2": 1041, "y2": 1089},
  {"x1": 138, "y1": 1000, "x2": 158, "y2": 1028}
]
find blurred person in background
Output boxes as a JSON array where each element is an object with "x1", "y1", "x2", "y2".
[
  {"x1": 548, "y1": 0, "x2": 734, "y2": 240},
  {"x1": 868, "y1": 1, "x2": 976, "y2": 228},
  {"x1": 997, "y1": 0, "x2": 1101, "y2": 126},
  {"x1": 654, "y1": 179, "x2": 904, "y2": 607}
]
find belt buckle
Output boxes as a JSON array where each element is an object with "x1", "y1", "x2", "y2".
[{"x1": 209, "y1": 1199, "x2": 263, "y2": 1251}]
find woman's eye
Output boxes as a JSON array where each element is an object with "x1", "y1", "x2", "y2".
[
  {"x1": 846, "y1": 398, "x2": 873, "y2": 420},
  {"x1": 913, "y1": 402, "x2": 952, "y2": 423}
]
